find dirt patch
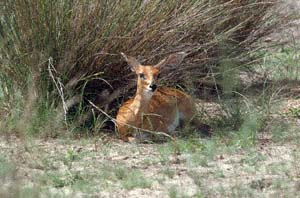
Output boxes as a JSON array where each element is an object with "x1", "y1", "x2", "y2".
[{"x1": 0, "y1": 127, "x2": 299, "y2": 198}]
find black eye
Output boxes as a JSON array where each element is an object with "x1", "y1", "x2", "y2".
[{"x1": 139, "y1": 73, "x2": 145, "y2": 79}]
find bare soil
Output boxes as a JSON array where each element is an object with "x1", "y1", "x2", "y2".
[{"x1": 1, "y1": 94, "x2": 300, "y2": 197}]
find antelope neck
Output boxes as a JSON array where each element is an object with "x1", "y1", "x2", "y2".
[{"x1": 131, "y1": 83, "x2": 153, "y2": 116}]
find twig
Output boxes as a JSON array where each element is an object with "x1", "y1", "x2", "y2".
[
  {"x1": 87, "y1": 100, "x2": 174, "y2": 141},
  {"x1": 48, "y1": 57, "x2": 68, "y2": 124}
]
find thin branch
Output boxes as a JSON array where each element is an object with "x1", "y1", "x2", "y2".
[
  {"x1": 48, "y1": 57, "x2": 68, "y2": 124},
  {"x1": 87, "y1": 100, "x2": 174, "y2": 141}
]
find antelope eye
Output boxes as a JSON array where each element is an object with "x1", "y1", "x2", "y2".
[{"x1": 139, "y1": 73, "x2": 145, "y2": 79}]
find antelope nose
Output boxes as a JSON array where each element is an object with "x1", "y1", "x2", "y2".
[{"x1": 149, "y1": 84, "x2": 157, "y2": 92}]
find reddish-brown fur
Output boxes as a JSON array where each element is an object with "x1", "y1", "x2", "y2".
[{"x1": 116, "y1": 52, "x2": 206, "y2": 142}]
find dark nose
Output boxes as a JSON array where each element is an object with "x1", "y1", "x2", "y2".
[{"x1": 150, "y1": 84, "x2": 157, "y2": 92}]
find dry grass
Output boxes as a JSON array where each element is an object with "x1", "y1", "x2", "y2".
[{"x1": 0, "y1": 0, "x2": 289, "y2": 134}]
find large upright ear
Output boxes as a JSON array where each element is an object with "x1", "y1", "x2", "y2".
[
  {"x1": 121, "y1": 52, "x2": 140, "y2": 72},
  {"x1": 154, "y1": 52, "x2": 187, "y2": 69}
]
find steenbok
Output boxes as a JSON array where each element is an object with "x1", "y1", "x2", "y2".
[{"x1": 116, "y1": 52, "x2": 210, "y2": 142}]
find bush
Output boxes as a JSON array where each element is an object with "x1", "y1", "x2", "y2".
[{"x1": 0, "y1": 0, "x2": 290, "y2": 135}]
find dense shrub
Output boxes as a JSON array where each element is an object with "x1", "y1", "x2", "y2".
[{"x1": 0, "y1": 0, "x2": 289, "y2": 134}]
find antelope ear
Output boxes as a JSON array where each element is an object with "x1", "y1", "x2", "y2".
[
  {"x1": 121, "y1": 52, "x2": 140, "y2": 72},
  {"x1": 155, "y1": 52, "x2": 187, "y2": 69}
]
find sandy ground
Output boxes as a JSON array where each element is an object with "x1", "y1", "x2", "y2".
[
  {"x1": 0, "y1": 125, "x2": 299, "y2": 197},
  {"x1": 0, "y1": 94, "x2": 300, "y2": 197}
]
